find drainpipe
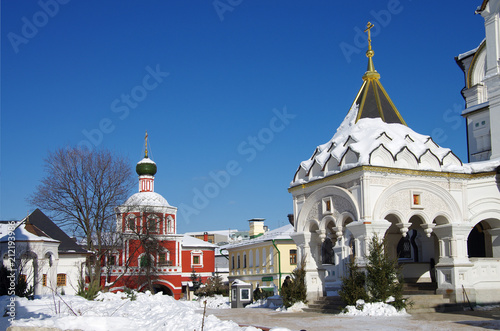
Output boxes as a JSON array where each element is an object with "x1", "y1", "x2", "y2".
[
  {"x1": 272, "y1": 239, "x2": 282, "y2": 293},
  {"x1": 219, "y1": 248, "x2": 229, "y2": 260}
]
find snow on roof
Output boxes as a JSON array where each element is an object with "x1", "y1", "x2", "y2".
[
  {"x1": 222, "y1": 224, "x2": 294, "y2": 249},
  {"x1": 231, "y1": 279, "x2": 251, "y2": 286},
  {"x1": 123, "y1": 191, "x2": 171, "y2": 207},
  {"x1": 182, "y1": 234, "x2": 218, "y2": 248},
  {"x1": 457, "y1": 39, "x2": 485, "y2": 60},
  {"x1": 184, "y1": 229, "x2": 238, "y2": 236},
  {"x1": 137, "y1": 157, "x2": 156, "y2": 165},
  {"x1": 291, "y1": 104, "x2": 500, "y2": 186},
  {"x1": 0, "y1": 221, "x2": 59, "y2": 243}
]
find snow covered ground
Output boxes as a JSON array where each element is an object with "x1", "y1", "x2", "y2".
[
  {"x1": 1, "y1": 292, "x2": 262, "y2": 331},
  {"x1": 2, "y1": 293, "x2": 500, "y2": 331}
]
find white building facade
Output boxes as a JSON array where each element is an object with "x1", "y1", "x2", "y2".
[
  {"x1": 0, "y1": 209, "x2": 88, "y2": 296},
  {"x1": 290, "y1": 17, "x2": 500, "y2": 304},
  {"x1": 457, "y1": 0, "x2": 500, "y2": 162}
]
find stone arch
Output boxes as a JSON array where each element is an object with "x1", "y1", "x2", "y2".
[
  {"x1": 319, "y1": 215, "x2": 337, "y2": 233},
  {"x1": 152, "y1": 283, "x2": 173, "y2": 296},
  {"x1": 407, "y1": 211, "x2": 431, "y2": 225},
  {"x1": 296, "y1": 185, "x2": 360, "y2": 233},
  {"x1": 432, "y1": 213, "x2": 451, "y2": 225},
  {"x1": 303, "y1": 219, "x2": 320, "y2": 233},
  {"x1": 138, "y1": 279, "x2": 175, "y2": 295},
  {"x1": 43, "y1": 250, "x2": 56, "y2": 267},
  {"x1": 339, "y1": 211, "x2": 356, "y2": 228},
  {"x1": 467, "y1": 216, "x2": 500, "y2": 258},
  {"x1": 373, "y1": 180, "x2": 461, "y2": 223},
  {"x1": 319, "y1": 216, "x2": 337, "y2": 265},
  {"x1": 468, "y1": 41, "x2": 486, "y2": 88}
]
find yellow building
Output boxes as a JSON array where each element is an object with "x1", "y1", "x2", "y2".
[{"x1": 225, "y1": 220, "x2": 297, "y2": 294}]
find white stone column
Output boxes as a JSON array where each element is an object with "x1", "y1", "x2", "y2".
[
  {"x1": 291, "y1": 231, "x2": 322, "y2": 301},
  {"x1": 346, "y1": 219, "x2": 391, "y2": 268},
  {"x1": 432, "y1": 224, "x2": 474, "y2": 302},
  {"x1": 481, "y1": 3, "x2": 500, "y2": 159},
  {"x1": 486, "y1": 228, "x2": 500, "y2": 257}
]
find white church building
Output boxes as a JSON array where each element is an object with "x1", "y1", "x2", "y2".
[{"x1": 289, "y1": 2, "x2": 500, "y2": 305}]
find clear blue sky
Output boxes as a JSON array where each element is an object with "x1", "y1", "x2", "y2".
[{"x1": 1, "y1": 1, "x2": 485, "y2": 234}]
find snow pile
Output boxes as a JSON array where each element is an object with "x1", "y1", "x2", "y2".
[
  {"x1": 341, "y1": 299, "x2": 408, "y2": 317},
  {"x1": 8, "y1": 292, "x2": 260, "y2": 331},
  {"x1": 182, "y1": 295, "x2": 231, "y2": 309},
  {"x1": 473, "y1": 304, "x2": 500, "y2": 311},
  {"x1": 275, "y1": 301, "x2": 307, "y2": 313},
  {"x1": 245, "y1": 299, "x2": 280, "y2": 309}
]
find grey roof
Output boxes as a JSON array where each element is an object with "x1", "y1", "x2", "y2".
[{"x1": 26, "y1": 209, "x2": 88, "y2": 254}]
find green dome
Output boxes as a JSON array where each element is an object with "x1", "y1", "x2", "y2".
[{"x1": 136, "y1": 157, "x2": 157, "y2": 176}]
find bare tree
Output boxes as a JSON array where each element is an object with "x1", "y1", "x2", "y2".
[{"x1": 28, "y1": 147, "x2": 135, "y2": 290}]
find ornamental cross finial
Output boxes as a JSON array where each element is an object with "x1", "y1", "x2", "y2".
[
  {"x1": 364, "y1": 22, "x2": 374, "y2": 52},
  {"x1": 144, "y1": 131, "x2": 149, "y2": 158}
]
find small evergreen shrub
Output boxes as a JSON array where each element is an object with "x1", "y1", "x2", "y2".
[
  {"x1": 195, "y1": 275, "x2": 228, "y2": 297},
  {"x1": 366, "y1": 235, "x2": 405, "y2": 310},
  {"x1": 339, "y1": 256, "x2": 369, "y2": 306},
  {"x1": 124, "y1": 287, "x2": 137, "y2": 301},
  {"x1": 339, "y1": 235, "x2": 406, "y2": 311},
  {"x1": 281, "y1": 259, "x2": 307, "y2": 308}
]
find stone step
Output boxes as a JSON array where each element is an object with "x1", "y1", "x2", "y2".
[
  {"x1": 403, "y1": 282, "x2": 437, "y2": 295},
  {"x1": 303, "y1": 307, "x2": 344, "y2": 314},
  {"x1": 306, "y1": 296, "x2": 346, "y2": 314},
  {"x1": 405, "y1": 294, "x2": 460, "y2": 313}
]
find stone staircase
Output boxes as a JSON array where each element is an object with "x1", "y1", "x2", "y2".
[
  {"x1": 303, "y1": 296, "x2": 346, "y2": 314},
  {"x1": 304, "y1": 282, "x2": 464, "y2": 314},
  {"x1": 403, "y1": 282, "x2": 462, "y2": 313}
]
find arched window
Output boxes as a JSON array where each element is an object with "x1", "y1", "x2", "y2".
[
  {"x1": 249, "y1": 250, "x2": 253, "y2": 268},
  {"x1": 147, "y1": 215, "x2": 159, "y2": 233},
  {"x1": 166, "y1": 215, "x2": 174, "y2": 234},
  {"x1": 126, "y1": 215, "x2": 136, "y2": 232},
  {"x1": 255, "y1": 249, "x2": 260, "y2": 267},
  {"x1": 262, "y1": 248, "x2": 266, "y2": 266}
]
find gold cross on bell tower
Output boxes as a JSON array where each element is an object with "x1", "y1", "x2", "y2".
[
  {"x1": 363, "y1": 22, "x2": 377, "y2": 75},
  {"x1": 364, "y1": 22, "x2": 375, "y2": 55}
]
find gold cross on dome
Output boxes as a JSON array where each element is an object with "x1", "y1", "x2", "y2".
[{"x1": 364, "y1": 22, "x2": 374, "y2": 50}]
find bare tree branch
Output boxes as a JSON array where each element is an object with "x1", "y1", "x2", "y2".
[{"x1": 28, "y1": 147, "x2": 135, "y2": 287}]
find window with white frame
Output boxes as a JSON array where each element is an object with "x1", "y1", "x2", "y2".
[
  {"x1": 126, "y1": 215, "x2": 136, "y2": 232},
  {"x1": 158, "y1": 250, "x2": 171, "y2": 265},
  {"x1": 166, "y1": 215, "x2": 174, "y2": 234},
  {"x1": 249, "y1": 250, "x2": 253, "y2": 268},
  {"x1": 255, "y1": 249, "x2": 260, "y2": 266},
  {"x1": 269, "y1": 246, "x2": 273, "y2": 266},
  {"x1": 147, "y1": 215, "x2": 159, "y2": 233},
  {"x1": 191, "y1": 250, "x2": 203, "y2": 267},
  {"x1": 262, "y1": 248, "x2": 266, "y2": 266},
  {"x1": 322, "y1": 197, "x2": 333, "y2": 214},
  {"x1": 411, "y1": 190, "x2": 423, "y2": 209}
]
